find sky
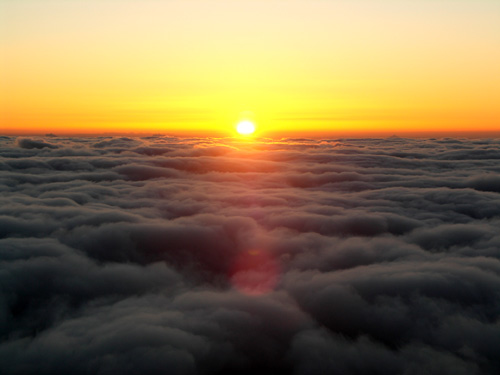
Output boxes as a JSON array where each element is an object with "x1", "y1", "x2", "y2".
[
  {"x1": 1, "y1": 0, "x2": 499, "y2": 136},
  {"x1": 1, "y1": 134, "x2": 500, "y2": 374}
]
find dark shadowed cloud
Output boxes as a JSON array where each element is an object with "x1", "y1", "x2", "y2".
[{"x1": 1, "y1": 136, "x2": 499, "y2": 374}]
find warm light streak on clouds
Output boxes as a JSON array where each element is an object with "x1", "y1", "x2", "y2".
[{"x1": 229, "y1": 249, "x2": 280, "y2": 296}]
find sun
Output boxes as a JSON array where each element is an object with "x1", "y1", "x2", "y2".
[{"x1": 236, "y1": 120, "x2": 256, "y2": 135}]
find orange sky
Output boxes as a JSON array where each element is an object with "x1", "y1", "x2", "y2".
[{"x1": 1, "y1": 0, "x2": 499, "y2": 137}]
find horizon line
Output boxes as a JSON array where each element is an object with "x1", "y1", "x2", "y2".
[{"x1": 2, "y1": 130, "x2": 500, "y2": 139}]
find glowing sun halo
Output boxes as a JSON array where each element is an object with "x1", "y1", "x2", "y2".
[{"x1": 236, "y1": 120, "x2": 256, "y2": 135}]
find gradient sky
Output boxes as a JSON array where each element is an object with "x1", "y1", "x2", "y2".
[{"x1": 1, "y1": 0, "x2": 499, "y2": 136}]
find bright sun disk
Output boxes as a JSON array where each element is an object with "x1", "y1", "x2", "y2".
[{"x1": 236, "y1": 120, "x2": 256, "y2": 135}]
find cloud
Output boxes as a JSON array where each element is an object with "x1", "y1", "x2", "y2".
[
  {"x1": 16, "y1": 138, "x2": 58, "y2": 150},
  {"x1": 0, "y1": 135, "x2": 499, "y2": 374}
]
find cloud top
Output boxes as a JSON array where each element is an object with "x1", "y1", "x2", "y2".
[{"x1": 1, "y1": 135, "x2": 499, "y2": 374}]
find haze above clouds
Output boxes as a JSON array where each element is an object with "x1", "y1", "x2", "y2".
[{"x1": 1, "y1": 136, "x2": 500, "y2": 374}]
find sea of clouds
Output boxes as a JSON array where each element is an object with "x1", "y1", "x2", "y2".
[{"x1": 1, "y1": 135, "x2": 500, "y2": 374}]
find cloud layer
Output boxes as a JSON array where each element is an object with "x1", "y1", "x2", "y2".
[{"x1": 1, "y1": 135, "x2": 500, "y2": 374}]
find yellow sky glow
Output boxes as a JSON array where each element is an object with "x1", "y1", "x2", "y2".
[{"x1": 1, "y1": 0, "x2": 499, "y2": 136}]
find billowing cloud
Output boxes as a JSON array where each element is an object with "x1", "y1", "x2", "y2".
[
  {"x1": 1, "y1": 135, "x2": 499, "y2": 374},
  {"x1": 16, "y1": 138, "x2": 58, "y2": 150}
]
